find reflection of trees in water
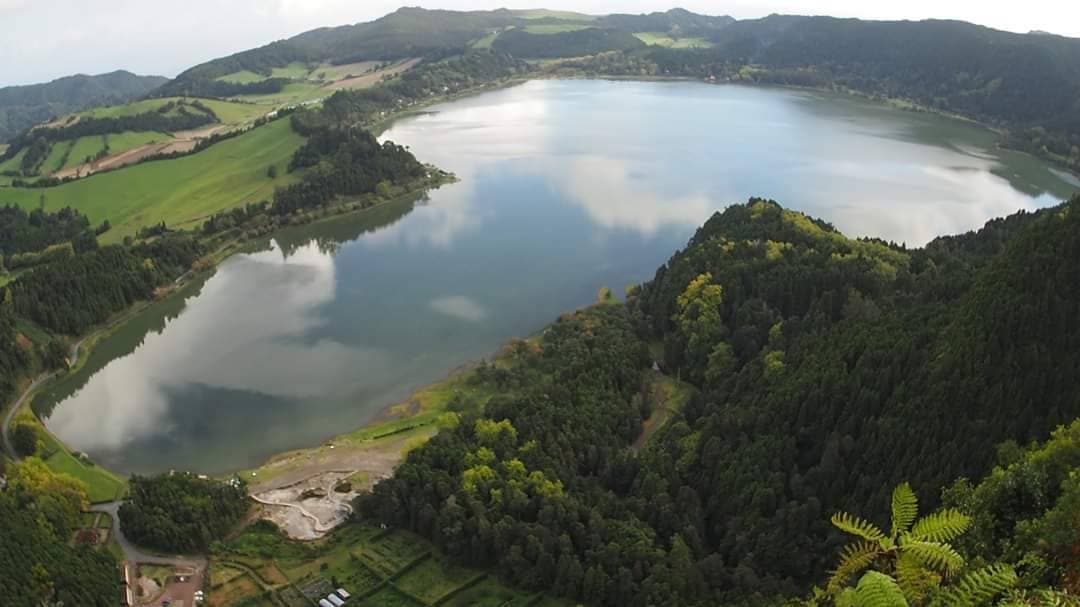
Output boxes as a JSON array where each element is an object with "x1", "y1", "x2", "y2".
[
  {"x1": 33, "y1": 278, "x2": 210, "y2": 419},
  {"x1": 273, "y1": 194, "x2": 424, "y2": 259}
]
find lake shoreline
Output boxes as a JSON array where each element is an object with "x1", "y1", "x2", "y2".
[{"x1": 12, "y1": 73, "x2": 1077, "y2": 502}]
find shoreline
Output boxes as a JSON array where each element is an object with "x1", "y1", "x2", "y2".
[{"x1": 6, "y1": 71, "x2": 1075, "y2": 504}]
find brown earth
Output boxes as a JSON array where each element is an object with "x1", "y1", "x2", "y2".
[
  {"x1": 320, "y1": 58, "x2": 421, "y2": 92},
  {"x1": 52, "y1": 124, "x2": 232, "y2": 180}
]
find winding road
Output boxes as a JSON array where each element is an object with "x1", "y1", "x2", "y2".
[
  {"x1": 90, "y1": 501, "x2": 205, "y2": 569},
  {"x1": 1, "y1": 337, "x2": 86, "y2": 459}
]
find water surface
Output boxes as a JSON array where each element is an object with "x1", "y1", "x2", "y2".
[{"x1": 39, "y1": 80, "x2": 1077, "y2": 474}]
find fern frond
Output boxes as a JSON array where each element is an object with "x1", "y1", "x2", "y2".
[
  {"x1": 832, "y1": 511, "x2": 887, "y2": 543},
  {"x1": 828, "y1": 541, "x2": 882, "y2": 593},
  {"x1": 895, "y1": 551, "x2": 941, "y2": 604},
  {"x1": 891, "y1": 483, "x2": 919, "y2": 538},
  {"x1": 909, "y1": 509, "x2": 971, "y2": 543},
  {"x1": 855, "y1": 571, "x2": 909, "y2": 607},
  {"x1": 932, "y1": 564, "x2": 1017, "y2": 607},
  {"x1": 903, "y1": 541, "x2": 965, "y2": 574}
]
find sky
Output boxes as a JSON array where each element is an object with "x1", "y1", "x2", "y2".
[{"x1": 1, "y1": 0, "x2": 1078, "y2": 87}]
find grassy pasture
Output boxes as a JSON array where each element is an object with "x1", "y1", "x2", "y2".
[
  {"x1": 313, "y1": 61, "x2": 381, "y2": 81},
  {"x1": 22, "y1": 410, "x2": 128, "y2": 503},
  {"x1": 75, "y1": 96, "x2": 264, "y2": 126},
  {"x1": 233, "y1": 82, "x2": 324, "y2": 106},
  {"x1": 471, "y1": 31, "x2": 500, "y2": 48},
  {"x1": 518, "y1": 9, "x2": 595, "y2": 21},
  {"x1": 217, "y1": 70, "x2": 267, "y2": 84},
  {"x1": 42, "y1": 140, "x2": 74, "y2": 173},
  {"x1": 68, "y1": 136, "x2": 107, "y2": 166},
  {"x1": 634, "y1": 32, "x2": 713, "y2": 48},
  {"x1": 522, "y1": 23, "x2": 596, "y2": 34},
  {"x1": 0, "y1": 118, "x2": 304, "y2": 241},
  {"x1": 270, "y1": 62, "x2": 314, "y2": 79}
]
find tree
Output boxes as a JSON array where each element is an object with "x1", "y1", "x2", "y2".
[
  {"x1": 12, "y1": 421, "x2": 40, "y2": 457},
  {"x1": 824, "y1": 483, "x2": 1016, "y2": 606},
  {"x1": 267, "y1": 164, "x2": 278, "y2": 179}
]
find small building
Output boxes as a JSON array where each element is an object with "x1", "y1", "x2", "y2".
[
  {"x1": 336, "y1": 588, "x2": 351, "y2": 600},
  {"x1": 319, "y1": 600, "x2": 334, "y2": 607},
  {"x1": 327, "y1": 594, "x2": 345, "y2": 607}
]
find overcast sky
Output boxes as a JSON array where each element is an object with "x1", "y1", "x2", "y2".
[{"x1": 2, "y1": 0, "x2": 1078, "y2": 87}]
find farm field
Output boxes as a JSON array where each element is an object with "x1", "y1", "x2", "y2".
[
  {"x1": 0, "y1": 118, "x2": 305, "y2": 240},
  {"x1": 210, "y1": 522, "x2": 564, "y2": 607},
  {"x1": 217, "y1": 69, "x2": 266, "y2": 84},
  {"x1": 517, "y1": 9, "x2": 595, "y2": 20},
  {"x1": 522, "y1": 23, "x2": 595, "y2": 34},
  {"x1": 633, "y1": 32, "x2": 713, "y2": 48},
  {"x1": 73, "y1": 96, "x2": 265, "y2": 126}
]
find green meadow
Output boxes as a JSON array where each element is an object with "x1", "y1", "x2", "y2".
[
  {"x1": 522, "y1": 23, "x2": 596, "y2": 34},
  {"x1": 76, "y1": 96, "x2": 265, "y2": 125},
  {"x1": 0, "y1": 118, "x2": 305, "y2": 240},
  {"x1": 217, "y1": 69, "x2": 268, "y2": 84},
  {"x1": 634, "y1": 32, "x2": 713, "y2": 48}
]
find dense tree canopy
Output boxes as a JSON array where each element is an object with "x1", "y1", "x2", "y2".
[
  {"x1": 0, "y1": 458, "x2": 119, "y2": 607},
  {"x1": 7, "y1": 235, "x2": 202, "y2": 334},
  {"x1": 363, "y1": 196, "x2": 1080, "y2": 605},
  {"x1": 119, "y1": 473, "x2": 249, "y2": 553}
]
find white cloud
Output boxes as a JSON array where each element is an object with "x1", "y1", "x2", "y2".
[{"x1": 430, "y1": 295, "x2": 487, "y2": 322}]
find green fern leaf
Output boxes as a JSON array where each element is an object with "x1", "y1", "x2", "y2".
[
  {"x1": 895, "y1": 551, "x2": 941, "y2": 604},
  {"x1": 832, "y1": 512, "x2": 887, "y2": 543},
  {"x1": 909, "y1": 509, "x2": 971, "y2": 543},
  {"x1": 828, "y1": 541, "x2": 882, "y2": 593},
  {"x1": 855, "y1": 571, "x2": 909, "y2": 607},
  {"x1": 891, "y1": 482, "x2": 919, "y2": 538},
  {"x1": 903, "y1": 541, "x2": 965, "y2": 574},
  {"x1": 932, "y1": 564, "x2": 1016, "y2": 606}
]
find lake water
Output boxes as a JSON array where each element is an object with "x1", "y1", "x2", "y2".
[{"x1": 38, "y1": 80, "x2": 1078, "y2": 475}]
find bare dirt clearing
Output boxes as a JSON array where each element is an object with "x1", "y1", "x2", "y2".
[
  {"x1": 321, "y1": 58, "x2": 421, "y2": 92},
  {"x1": 52, "y1": 124, "x2": 235, "y2": 179},
  {"x1": 252, "y1": 471, "x2": 360, "y2": 540}
]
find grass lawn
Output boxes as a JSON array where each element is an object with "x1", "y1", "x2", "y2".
[
  {"x1": 43, "y1": 444, "x2": 127, "y2": 503},
  {"x1": 472, "y1": 31, "x2": 500, "y2": 48},
  {"x1": 42, "y1": 140, "x2": 74, "y2": 173},
  {"x1": 68, "y1": 135, "x2": 107, "y2": 167},
  {"x1": 105, "y1": 131, "x2": 167, "y2": 155},
  {"x1": 78, "y1": 97, "x2": 181, "y2": 119},
  {"x1": 518, "y1": 9, "x2": 595, "y2": 20},
  {"x1": 0, "y1": 118, "x2": 305, "y2": 241},
  {"x1": 196, "y1": 99, "x2": 271, "y2": 125},
  {"x1": 522, "y1": 23, "x2": 596, "y2": 34},
  {"x1": 270, "y1": 62, "x2": 314, "y2": 79},
  {"x1": 313, "y1": 61, "x2": 380, "y2": 81},
  {"x1": 0, "y1": 147, "x2": 27, "y2": 178},
  {"x1": 233, "y1": 82, "x2": 325, "y2": 106},
  {"x1": 634, "y1": 32, "x2": 713, "y2": 48},
  {"x1": 357, "y1": 586, "x2": 424, "y2": 607},
  {"x1": 217, "y1": 70, "x2": 267, "y2": 84},
  {"x1": 76, "y1": 96, "x2": 264, "y2": 126},
  {"x1": 394, "y1": 557, "x2": 478, "y2": 603}
]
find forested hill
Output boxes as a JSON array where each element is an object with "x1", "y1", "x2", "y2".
[
  {"x1": 154, "y1": 6, "x2": 1080, "y2": 170},
  {"x1": 0, "y1": 71, "x2": 167, "y2": 142},
  {"x1": 363, "y1": 196, "x2": 1080, "y2": 605}
]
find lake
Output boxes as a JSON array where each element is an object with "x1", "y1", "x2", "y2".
[{"x1": 38, "y1": 80, "x2": 1078, "y2": 475}]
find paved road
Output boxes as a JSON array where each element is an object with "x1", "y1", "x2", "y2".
[
  {"x1": 91, "y1": 501, "x2": 205, "y2": 569},
  {"x1": 1, "y1": 336, "x2": 88, "y2": 460}
]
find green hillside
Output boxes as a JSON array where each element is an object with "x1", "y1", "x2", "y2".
[
  {"x1": 0, "y1": 118, "x2": 304, "y2": 240},
  {"x1": 0, "y1": 70, "x2": 167, "y2": 142}
]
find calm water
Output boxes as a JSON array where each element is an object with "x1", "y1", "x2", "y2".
[{"x1": 38, "y1": 80, "x2": 1077, "y2": 475}]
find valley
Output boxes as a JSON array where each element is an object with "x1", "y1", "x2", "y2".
[{"x1": 1, "y1": 5, "x2": 1080, "y2": 607}]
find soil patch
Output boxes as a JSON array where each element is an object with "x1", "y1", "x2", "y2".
[{"x1": 321, "y1": 58, "x2": 421, "y2": 92}]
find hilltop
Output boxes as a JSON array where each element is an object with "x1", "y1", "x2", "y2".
[{"x1": 0, "y1": 71, "x2": 167, "y2": 143}]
